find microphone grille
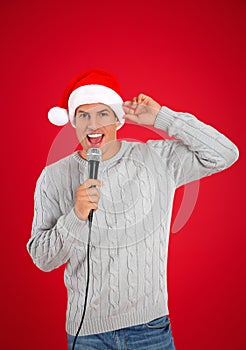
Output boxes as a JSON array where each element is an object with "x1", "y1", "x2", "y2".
[{"x1": 87, "y1": 148, "x2": 102, "y2": 162}]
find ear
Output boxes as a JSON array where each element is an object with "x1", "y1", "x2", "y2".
[{"x1": 115, "y1": 119, "x2": 120, "y2": 129}]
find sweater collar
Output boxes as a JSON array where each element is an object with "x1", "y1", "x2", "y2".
[{"x1": 72, "y1": 141, "x2": 128, "y2": 168}]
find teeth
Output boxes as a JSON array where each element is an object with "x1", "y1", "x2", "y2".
[{"x1": 87, "y1": 133, "x2": 103, "y2": 138}]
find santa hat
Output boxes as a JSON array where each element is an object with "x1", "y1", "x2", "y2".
[{"x1": 48, "y1": 69, "x2": 125, "y2": 130}]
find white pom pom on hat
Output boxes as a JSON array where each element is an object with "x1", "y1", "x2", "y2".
[
  {"x1": 48, "y1": 107, "x2": 69, "y2": 126},
  {"x1": 48, "y1": 69, "x2": 125, "y2": 130}
]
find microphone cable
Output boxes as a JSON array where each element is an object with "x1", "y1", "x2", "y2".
[
  {"x1": 71, "y1": 212, "x2": 93, "y2": 350},
  {"x1": 72, "y1": 148, "x2": 101, "y2": 349}
]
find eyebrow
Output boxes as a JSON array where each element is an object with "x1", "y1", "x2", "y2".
[{"x1": 76, "y1": 108, "x2": 110, "y2": 114}]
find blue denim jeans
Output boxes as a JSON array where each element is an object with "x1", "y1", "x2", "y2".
[{"x1": 67, "y1": 315, "x2": 176, "y2": 350}]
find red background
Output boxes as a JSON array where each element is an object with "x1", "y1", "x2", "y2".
[{"x1": 1, "y1": 0, "x2": 245, "y2": 349}]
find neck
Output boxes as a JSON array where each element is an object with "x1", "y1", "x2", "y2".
[{"x1": 80, "y1": 140, "x2": 121, "y2": 161}]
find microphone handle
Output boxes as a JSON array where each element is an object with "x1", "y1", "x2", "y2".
[
  {"x1": 89, "y1": 161, "x2": 99, "y2": 179},
  {"x1": 88, "y1": 160, "x2": 100, "y2": 224}
]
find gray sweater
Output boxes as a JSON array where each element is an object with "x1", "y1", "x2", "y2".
[{"x1": 27, "y1": 106, "x2": 239, "y2": 336}]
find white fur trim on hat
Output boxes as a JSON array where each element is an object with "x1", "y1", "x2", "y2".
[
  {"x1": 48, "y1": 107, "x2": 69, "y2": 126},
  {"x1": 68, "y1": 85, "x2": 125, "y2": 129}
]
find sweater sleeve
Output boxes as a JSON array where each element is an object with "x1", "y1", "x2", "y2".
[
  {"x1": 26, "y1": 168, "x2": 88, "y2": 272},
  {"x1": 150, "y1": 106, "x2": 239, "y2": 188}
]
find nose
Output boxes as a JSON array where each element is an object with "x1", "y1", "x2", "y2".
[{"x1": 87, "y1": 115, "x2": 101, "y2": 131}]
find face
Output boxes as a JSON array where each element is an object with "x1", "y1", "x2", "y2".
[{"x1": 75, "y1": 103, "x2": 121, "y2": 160}]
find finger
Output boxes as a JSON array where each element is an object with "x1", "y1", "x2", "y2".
[
  {"x1": 123, "y1": 99, "x2": 138, "y2": 108},
  {"x1": 137, "y1": 93, "x2": 149, "y2": 104},
  {"x1": 122, "y1": 105, "x2": 130, "y2": 115},
  {"x1": 85, "y1": 187, "x2": 100, "y2": 197},
  {"x1": 124, "y1": 97, "x2": 137, "y2": 104},
  {"x1": 80, "y1": 179, "x2": 103, "y2": 189},
  {"x1": 134, "y1": 103, "x2": 146, "y2": 116},
  {"x1": 86, "y1": 187, "x2": 100, "y2": 198},
  {"x1": 87, "y1": 195, "x2": 100, "y2": 204},
  {"x1": 88, "y1": 202, "x2": 99, "y2": 211},
  {"x1": 123, "y1": 101, "x2": 134, "y2": 110},
  {"x1": 123, "y1": 113, "x2": 140, "y2": 124},
  {"x1": 123, "y1": 101, "x2": 137, "y2": 115},
  {"x1": 77, "y1": 187, "x2": 100, "y2": 199}
]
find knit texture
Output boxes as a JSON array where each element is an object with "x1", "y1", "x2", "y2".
[{"x1": 27, "y1": 106, "x2": 239, "y2": 336}]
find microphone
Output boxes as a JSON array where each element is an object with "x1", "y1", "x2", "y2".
[{"x1": 87, "y1": 148, "x2": 102, "y2": 224}]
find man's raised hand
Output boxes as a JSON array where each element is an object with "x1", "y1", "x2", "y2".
[{"x1": 122, "y1": 93, "x2": 161, "y2": 126}]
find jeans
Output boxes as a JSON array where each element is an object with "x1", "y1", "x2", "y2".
[{"x1": 67, "y1": 315, "x2": 176, "y2": 350}]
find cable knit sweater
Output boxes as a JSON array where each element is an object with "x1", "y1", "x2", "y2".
[{"x1": 27, "y1": 106, "x2": 239, "y2": 336}]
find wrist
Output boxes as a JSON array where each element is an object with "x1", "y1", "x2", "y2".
[
  {"x1": 74, "y1": 207, "x2": 87, "y2": 221},
  {"x1": 152, "y1": 105, "x2": 162, "y2": 125}
]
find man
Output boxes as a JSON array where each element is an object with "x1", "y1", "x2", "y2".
[{"x1": 27, "y1": 69, "x2": 239, "y2": 349}]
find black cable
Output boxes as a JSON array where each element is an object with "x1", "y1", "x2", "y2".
[{"x1": 71, "y1": 215, "x2": 93, "y2": 350}]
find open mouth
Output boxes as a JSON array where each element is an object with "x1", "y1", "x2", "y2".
[{"x1": 86, "y1": 133, "x2": 105, "y2": 147}]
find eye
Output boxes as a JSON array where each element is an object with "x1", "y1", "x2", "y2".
[
  {"x1": 78, "y1": 112, "x2": 89, "y2": 119},
  {"x1": 99, "y1": 111, "x2": 109, "y2": 117}
]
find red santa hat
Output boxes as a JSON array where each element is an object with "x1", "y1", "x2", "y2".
[{"x1": 48, "y1": 69, "x2": 125, "y2": 130}]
